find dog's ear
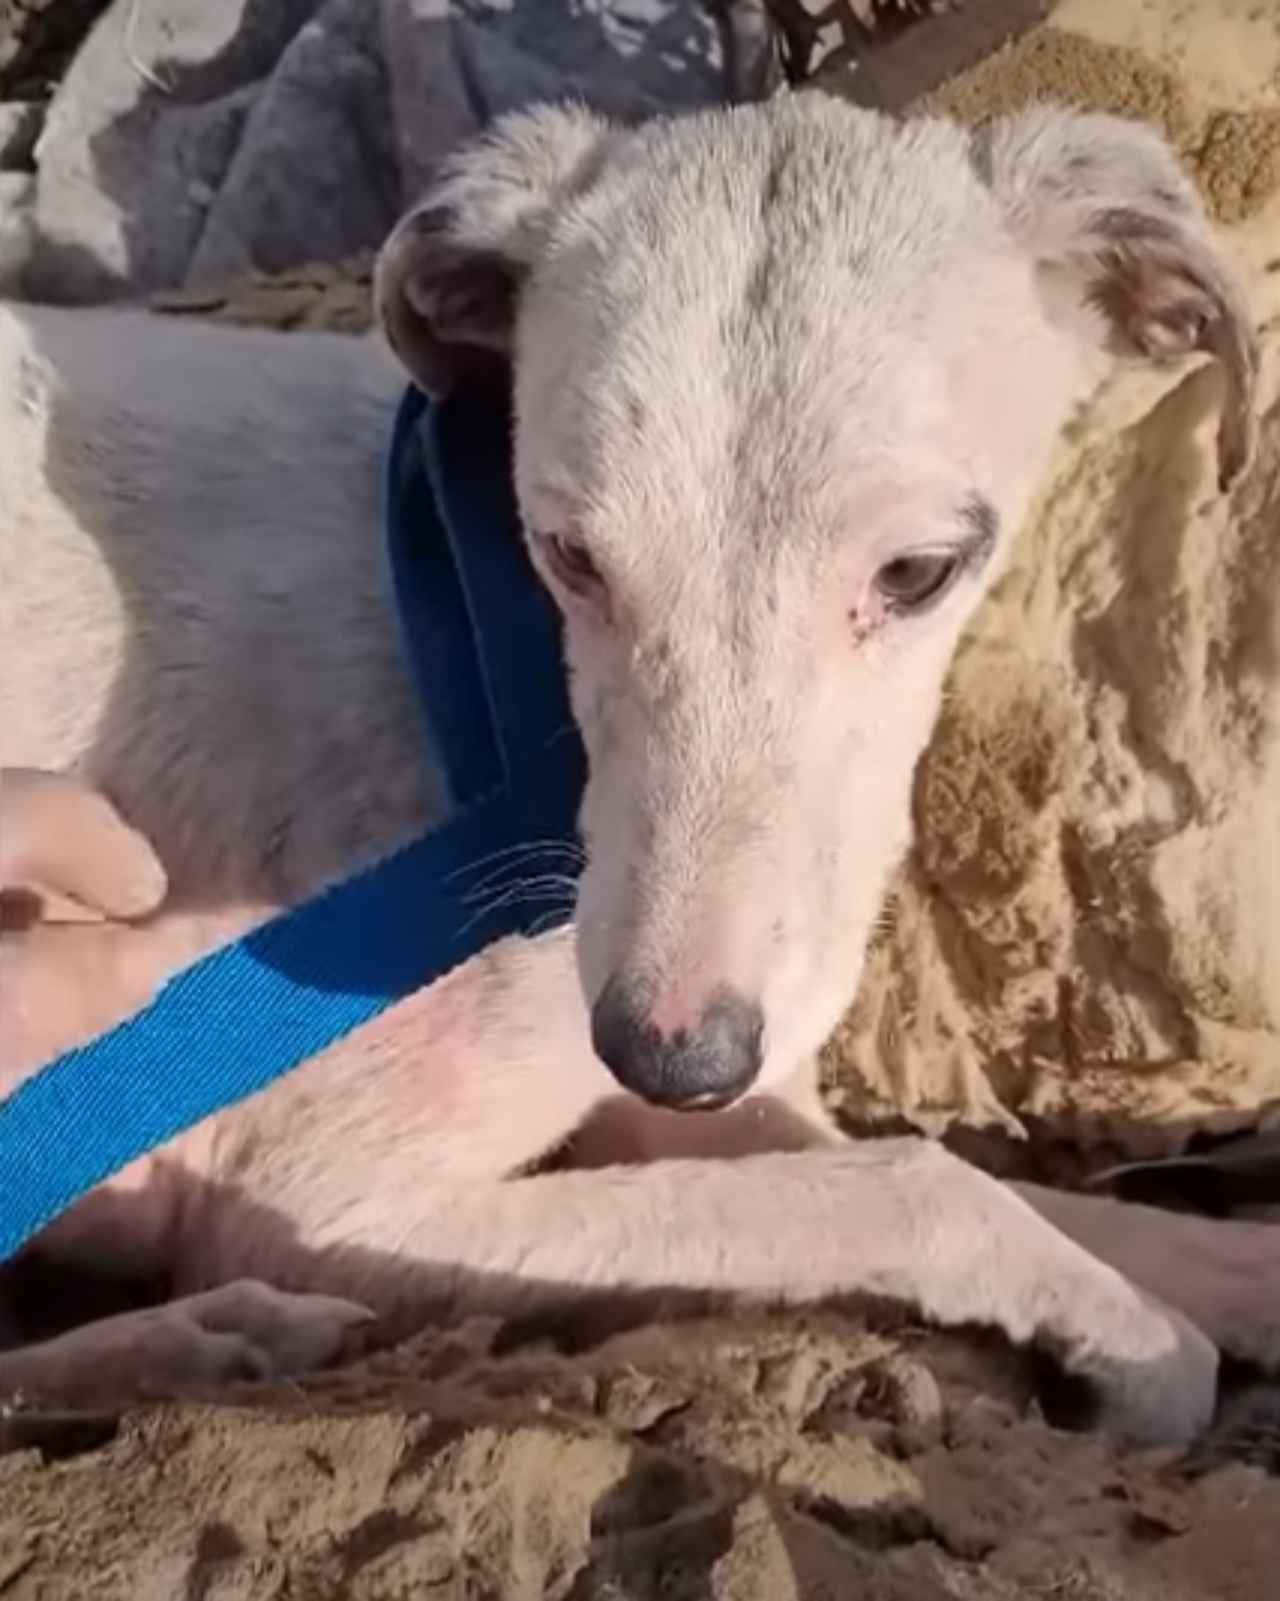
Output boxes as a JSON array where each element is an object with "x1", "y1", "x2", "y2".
[
  {"x1": 0, "y1": 769, "x2": 167, "y2": 929},
  {"x1": 375, "y1": 104, "x2": 618, "y2": 396},
  {"x1": 972, "y1": 106, "x2": 1258, "y2": 489}
]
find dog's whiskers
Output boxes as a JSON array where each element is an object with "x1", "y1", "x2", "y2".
[
  {"x1": 458, "y1": 863, "x2": 584, "y2": 920},
  {"x1": 463, "y1": 852, "x2": 586, "y2": 899},
  {"x1": 456, "y1": 872, "x2": 579, "y2": 939},
  {"x1": 445, "y1": 838, "x2": 586, "y2": 892},
  {"x1": 463, "y1": 872, "x2": 580, "y2": 910}
]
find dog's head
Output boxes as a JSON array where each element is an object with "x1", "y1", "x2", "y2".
[{"x1": 375, "y1": 95, "x2": 1255, "y2": 1110}]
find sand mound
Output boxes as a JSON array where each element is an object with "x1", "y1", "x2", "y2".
[
  {"x1": 6, "y1": 1312, "x2": 1280, "y2": 1599},
  {"x1": 825, "y1": 0, "x2": 1280, "y2": 1152}
]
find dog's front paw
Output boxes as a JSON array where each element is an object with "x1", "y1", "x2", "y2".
[
  {"x1": 1057, "y1": 1285, "x2": 1218, "y2": 1447},
  {"x1": 0, "y1": 1283, "x2": 376, "y2": 1406},
  {"x1": 167, "y1": 1280, "x2": 377, "y2": 1381},
  {"x1": 61, "y1": 1282, "x2": 372, "y2": 1402}
]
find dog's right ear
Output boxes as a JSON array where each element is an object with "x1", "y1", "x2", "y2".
[{"x1": 375, "y1": 104, "x2": 618, "y2": 396}]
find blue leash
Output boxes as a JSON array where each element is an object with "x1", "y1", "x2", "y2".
[{"x1": 0, "y1": 383, "x2": 586, "y2": 1262}]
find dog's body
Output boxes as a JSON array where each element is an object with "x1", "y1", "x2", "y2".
[
  {"x1": 0, "y1": 303, "x2": 436, "y2": 907},
  {"x1": 2, "y1": 94, "x2": 1277, "y2": 1443}
]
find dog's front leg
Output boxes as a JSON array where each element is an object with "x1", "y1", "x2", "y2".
[
  {"x1": 300, "y1": 1140, "x2": 1216, "y2": 1445},
  {"x1": 0, "y1": 1281, "x2": 374, "y2": 1407},
  {"x1": 1013, "y1": 1181, "x2": 1280, "y2": 1372}
]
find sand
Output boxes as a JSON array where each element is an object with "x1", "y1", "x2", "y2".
[
  {"x1": 828, "y1": 0, "x2": 1280, "y2": 1154},
  {"x1": 4, "y1": 1, "x2": 1280, "y2": 1596},
  {"x1": 5, "y1": 1310, "x2": 1280, "y2": 1599}
]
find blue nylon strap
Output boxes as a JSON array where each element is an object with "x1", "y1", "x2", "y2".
[{"x1": 0, "y1": 383, "x2": 586, "y2": 1263}]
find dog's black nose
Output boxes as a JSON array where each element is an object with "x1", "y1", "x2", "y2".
[{"x1": 589, "y1": 981, "x2": 764, "y2": 1109}]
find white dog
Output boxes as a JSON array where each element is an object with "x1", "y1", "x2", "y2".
[{"x1": 1, "y1": 93, "x2": 1274, "y2": 1442}]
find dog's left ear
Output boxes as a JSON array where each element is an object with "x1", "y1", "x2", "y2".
[
  {"x1": 375, "y1": 104, "x2": 619, "y2": 397},
  {"x1": 973, "y1": 106, "x2": 1258, "y2": 489}
]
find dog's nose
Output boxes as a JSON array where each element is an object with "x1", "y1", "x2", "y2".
[{"x1": 589, "y1": 981, "x2": 764, "y2": 1110}]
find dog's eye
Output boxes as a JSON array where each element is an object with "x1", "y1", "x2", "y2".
[
  {"x1": 539, "y1": 534, "x2": 604, "y2": 599},
  {"x1": 874, "y1": 549, "x2": 963, "y2": 614}
]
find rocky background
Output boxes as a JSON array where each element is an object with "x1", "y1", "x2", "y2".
[
  {"x1": 0, "y1": 0, "x2": 718, "y2": 304},
  {"x1": 0, "y1": 2, "x2": 1049, "y2": 305}
]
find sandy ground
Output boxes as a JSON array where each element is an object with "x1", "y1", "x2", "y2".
[
  {"x1": 3, "y1": 1, "x2": 1280, "y2": 1597},
  {"x1": 5, "y1": 1309, "x2": 1280, "y2": 1599}
]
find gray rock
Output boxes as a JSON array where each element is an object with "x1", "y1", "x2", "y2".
[
  {"x1": 28, "y1": 0, "x2": 322, "y2": 300},
  {"x1": 0, "y1": 171, "x2": 36, "y2": 215},
  {"x1": 16, "y1": 0, "x2": 730, "y2": 305},
  {"x1": 187, "y1": 0, "x2": 399, "y2": 287},
  {"x1": 0, "y1": 101, "x2": 44, "y2": 170},
  {"x1": 378, "y1": 0, "x2": 481, "y2": 206},
  {"x1": 0, "y1": 171, "x2": 36, "y2": 294},
  {"x1": 456, "y1": 18, "x2": 660, "y2": 125},
  {"x1": 383, "y1": 0, "x2": 724, "y2": 206},
  {"x1": 456, "y1": 0, "x2": 725, "y2": 112}
]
